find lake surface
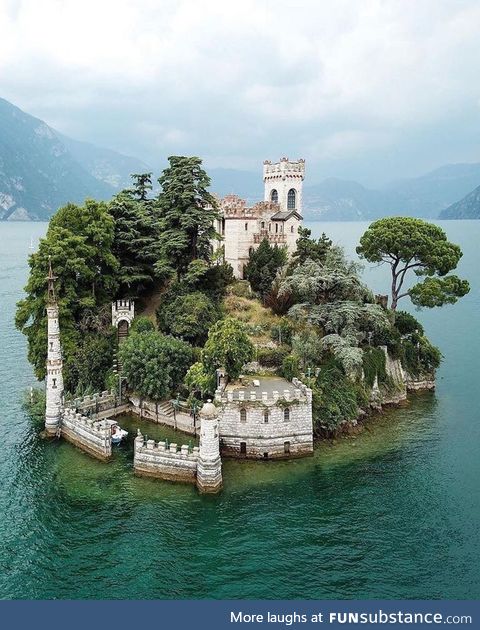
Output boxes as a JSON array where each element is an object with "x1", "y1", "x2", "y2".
[{"x1": 0, "y1": 220, "x2": 479, "y2": 600}]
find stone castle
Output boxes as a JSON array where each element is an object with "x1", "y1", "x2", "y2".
[
  {"x1": 44, "y1": 158, "x2": 314, "y2": 494},
  {"x1": 214, "y1": 157, "x2": 305, "y2": 278}
]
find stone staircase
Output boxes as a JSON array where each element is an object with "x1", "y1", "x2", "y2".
[{"x1": 158, "y1": 401, "x2": 174, "y2": 417}]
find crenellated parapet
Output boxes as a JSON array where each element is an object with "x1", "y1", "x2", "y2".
[
  {"x1": 111, "y1": 299, "x2": 135, "y2": 328},
  {"x1": 214, "y1": 376, "x2": 313, "y2": 460},
  {"x1": 60, "y1": 408, "x2": 112, "y2": 460},
  {"x1": 134, "y1": 430, "x2": 199, "y2": 483}
]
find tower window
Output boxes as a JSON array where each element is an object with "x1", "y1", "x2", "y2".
[
  {"x1": 287, "y1": 189, "x2": 296, "y2": 210},
  {"x1": 275, "y1": 223, "x2": 278, "y2": 233},
  {"x1": 261, "y1": 221, "x2": 265, "y2": 229},
  {"x1": 240, "y1": 408, "x2": 247, "y2": 423},
  {"x1": 291, "y1": 225, "x2": 294, "y2": 233},
  {"x1": 263, "y1": 410, "x2": 269, "y2": 423},
  {"x1": 245, "y1": 222, "x2": 248, "y2": 231},
  {"x1": 284, "y1": 407, "x2": 290, "y2": 422},
  {"x1": 271, "y1": 189, "x2": 278, "y2": 203},
  {"x1": 52, "y1": 378, "x2": 57, "y2": 389}
]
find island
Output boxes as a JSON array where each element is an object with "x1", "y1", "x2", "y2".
[{"x1": 17, "y1": 156, "x2": 469, "y2": 494}]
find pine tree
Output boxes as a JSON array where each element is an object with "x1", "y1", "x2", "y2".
[{"x1": 156, "y1": 156, "x2": 220, "y2": 278}]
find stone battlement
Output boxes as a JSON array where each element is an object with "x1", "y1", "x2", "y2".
[
  {"x1": 263, "y1": 158, "x2": 305, "y2": 180},
  {"x1": 215, "y1": 384, "x2": 310, "y2": 405},
  {"x1": 134, "y1": 431, "x2": 199, "y2": 483},
  {"x1": 61, "y1": 408, "x2": 112, "y2": 460}
]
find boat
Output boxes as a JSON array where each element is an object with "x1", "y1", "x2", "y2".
[{"x1": 110, "y1": 421, "x2": 128, "y2": 445}]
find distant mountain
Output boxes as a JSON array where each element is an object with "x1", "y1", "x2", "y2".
[
  {"x1": 59, "y1": 133, "x2": 150, "y2": 191},
  {"x1": 384, "y1": 163, "x2": 480, "y2": 218},
  {"x1": 302, "y1": 164, "x2": 480, "y2": 221},
  {"x1": 0, "y1": 97, "x2": 149, "y2": 221},
  {"x1": 302, "y1": 178, "x2": 406, "y2": 221},
  {"x1": 439, "y1": 185, "x2": 480, "y2": 219}
]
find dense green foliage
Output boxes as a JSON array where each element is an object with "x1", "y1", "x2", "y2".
[
  {"x1": 290, "y1": 227, "x2": 332, "y2": 269},
  {"x1": 357, "y1": 217, "x2": 470, "y2": 310},
  {"x1": 309, "y1": 362, "x2": 363, "y2": 433},
  {"x1": 256, "y1": 345, "x2": 290, "y2": 368},
  {"x1": 130, "y1": 316, "x2": 156, "y2": 334},
  {"x1": 244, "y1": 238, "x2": 287, "y2": 298},
  {"x1": 108, "y1": 189, "x2": 159, "y2": 295},
  {"x1": 156, "y1": 156, "x2": 220, "y2": 279},
  {"x1": 202, "y1": 317, "x2": 254, "y2": 380},
  {"x1": 119, "y1": 331, "x2": 195, "y2": 401},
  {"x1": 157, "y1": 291, "x2": 219, "y2": 345},
  {"x1": 15, "y1": 199, "x2": 118, "y2": 386},
  {"x1": 362, "y1": 347, "x2": 387, "y2": 388}
]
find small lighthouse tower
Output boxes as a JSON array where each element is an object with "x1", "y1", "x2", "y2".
[
  {"x1": 196, "y1": 400, "x2": 222, "y2": 493},
  {"x1": 45, "y1": 258, "x2": 64, "y2": 436}
]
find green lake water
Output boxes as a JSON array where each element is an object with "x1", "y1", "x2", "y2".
[{"x1": 0, "y1": 220, "x2": 479, "y2": 600}]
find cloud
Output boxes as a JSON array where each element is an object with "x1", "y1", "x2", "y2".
[{"x1": 1, "y1": 0, "x2": 480, "y2": 183}]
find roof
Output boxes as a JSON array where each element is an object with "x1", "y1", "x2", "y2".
[
  {"x1": 270, "y1": 210, "x2": 303, "y2": 221},
  {"x1": 225, "y1": 376, "x2": 296, "y2": 400}
]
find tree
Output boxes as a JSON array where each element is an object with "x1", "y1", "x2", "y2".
[
  {"x1": 119, "y1": 331, "x2": 195, "y2": 401},
  {"x1": 130, "y1": 172, "x2": 153, "y2": 201},
  {"x1": 356, "y1": 217, "x2": 470, "y2": 310},
  {"x1": 202, "y1": 317, "x2": 254, "y2": 380},
  {"x1": 15, "y1": 200, "x2": 119, "y2": 383},
  {"x1": 157, "y1": 291, "x2": 219, "y2": 345},
  {"x1": 244, "y1": 238, "x2": 287, "y2": 298},
  {"x1": 108, "y1": 189, "x2": 159, "y2": 295},
  {"x1": 290, "y1": 227, "x2": 332, "y2": 269},
  {"x1": 279, "y1": 245, "x2": 367, "y2": 305},
  {"x1": 184, "y1": 362, "x2": 216, "y2": 399},
  {"x1": 156, "y1": 156, "x2": 220, "y2": 278}
]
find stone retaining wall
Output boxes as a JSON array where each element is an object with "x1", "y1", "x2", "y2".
[
  {"x1": 129, "y1": 397, "x2": 196, "y2": 434},
  {"x1": 61, "y1": 408, "x2": 112, "y2": 461},
  {"x1": 133, "y1": 433, "x2": 199, "y2": 482}
]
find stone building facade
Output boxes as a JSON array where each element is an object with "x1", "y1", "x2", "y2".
[
  {"x1": 214, "y1": 158, "x2": 305, "y2": 278},
  {"x1": 214, "y1": 376, "x2": 313, "y2": 460}
]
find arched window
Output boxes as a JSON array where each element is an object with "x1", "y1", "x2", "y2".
[
  {"x1": 263, "y1": 410, "x2": 269, "y2": 424},
  {"x1": 240, "y1": 408, "x2": 247, "y2": 423},
  {"x1": 284, "y1": 407, "x2": 290, "y2": 422},
  {"x1": 287, "y1": 189, "x2": 296, "y2": 210},
  {"x1": 271, "y1": 189, "x2": 278, "y2": 203},
  {"x1": 291, "y1": 225, "x2": 294, "y2": 233},
  {"x1": 245, "y1": 222, "x2": 248, "y2": 231}
]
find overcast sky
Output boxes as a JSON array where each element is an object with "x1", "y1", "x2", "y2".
[{"x1": 1, "y1": 0, "x2": 480, "y2": 185}]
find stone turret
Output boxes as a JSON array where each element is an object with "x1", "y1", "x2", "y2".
[
  {"x1": 263, "y1": 157, "x2": 305, "y2": 215},
  {"x1": 45, "y1": 258, "x2": 64, "y2": 435},
  {"x1": 196, "y1": 400, "x2": 222, "y2": 493}
]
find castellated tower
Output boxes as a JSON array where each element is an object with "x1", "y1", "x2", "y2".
[
  {"x1": 45, "y1": 259, "x2": 64, "y2": 436},
  {"x1": 263, "y1": 157, "x2": 305, "y2": 214},
  {"x1": 196, "y1": 400, "x2": 222, "y2": 493}
]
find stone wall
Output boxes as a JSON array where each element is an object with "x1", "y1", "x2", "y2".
[
  {"x1": 133, "y1": 432, "x2": 199, "y2": 483},
  {"x1": 66, "y1": 390, "x2": 129, "y2": 420},
  {"x1": 214, "y1": 378, "x2": 313, "y2": 459},
  {"x1": 61, "y1": 408, "x2": 112, "y2": 461},
  {"x1": 129, "y1": 397, "x2": 196, "y2": 434}
]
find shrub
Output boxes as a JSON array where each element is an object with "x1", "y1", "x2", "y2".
[
  {"x1": 394, "y1": 311, "x2": 424, "y2": 336},
  {"x1": 230, "y1": 280, "x2": 252, "y2": 298},
  {"x1": 119, "y1": 331, "x2": 195, "y2": 400},
  {"x1": 270, "y1": 317, "x2": 294, "y2": 345},
  {"x1": 281, "y1": 354, "x2": 301, "y2": 381},
  {"x1": 202, "y1": 317, "x2": 254, "y2": 380},
  {"x1": 401, "y1": 336, "x2": 441, "y2": 376},
  {"x1": 311, "y1": 362, "x2": 359, "y2": 433},
  {"x1": 362, "y1": 346, "x2": 387, "y2": 388},
  {"x1": 256, "y1": 345, "x2": 290, "y2": 368},
  {"x1": 157, "y1": 291, "x2": 219, "y2": 345},
  {"x1": 131, "y1": 316, "x2": 155, "y2": 334}
]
